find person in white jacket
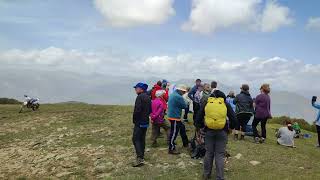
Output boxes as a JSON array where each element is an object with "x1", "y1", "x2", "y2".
[{"x1": 183, "y1": 87, "x2": 192, "y2": 122}]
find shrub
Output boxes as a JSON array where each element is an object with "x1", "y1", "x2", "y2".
[
  {"x1": 0, "y1": 98, "x2": 22, "y2": 104},
  {"x1": 269, "y1": 116, "x2": 316, "y2": 133}
]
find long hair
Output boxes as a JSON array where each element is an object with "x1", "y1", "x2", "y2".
[{"x1": 260, "y1": 84, "x2": 271, "y2": 94}]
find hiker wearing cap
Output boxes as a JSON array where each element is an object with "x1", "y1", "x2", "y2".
[
  {"x1": 276, "y1": 120, "x2": 295, "y2": 148},
  {"x1": 196, "y1": 88, "x2": 236, "y2": 180},
  {"x1": 234, "y1": 84, "x2": 254, "y2": 141},
  {"x1": 150, "y1": 90, "x2": 171, "y2": 147},
  {"x1": 311, "y1": 96, "x2": 320, "y2": 148},
  {"x1": 168, "y1": 84, "x2": 189, "y2": 155},
  {"x1": 188, "y1": 79, "x2": 202, "y2": 125},
  {"x1": 252, "y1": 84, "x2": 272, "y2": 144},
  {"x1": 132, "y1": 83, "x2": 152, "y2": 167}
]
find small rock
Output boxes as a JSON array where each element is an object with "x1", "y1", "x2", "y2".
[
  {"x1": 299, "y1": 167, "x2": 305, "y2": 170},
  {"x1": 249, "y1": 161, "x2": 261, "y2": 166},
  {"x1": 199, "y1": 161, "x2": 203, "y2": 165},
  {"x1": 146, "y1": 148, "x2": 150, "y2": 152},
  {"x1": 235, "y1": 153, "x2": 242, "y2": 160},
  {"x1": 178, "y1": 161, "x2": 186, "y2": 169},
  {"x1": 62, "y1": 126, "x2": 67, "y2": 130},
  {"x1": 56, "y1": 172, "x2": 73, "y2": 177},
  {"x1": 57, "y1": 128, "x2": 63, "y2": 132}
]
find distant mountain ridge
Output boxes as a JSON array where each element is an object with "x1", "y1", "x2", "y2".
[{"x1": 0, "y1": 68, "x2": 318, "y2": 123}]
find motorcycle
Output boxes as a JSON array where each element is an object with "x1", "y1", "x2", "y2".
[{"x1": 19, "y1": 98, "x2": 40, "y2": 113}]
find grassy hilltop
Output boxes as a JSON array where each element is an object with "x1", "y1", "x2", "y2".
[{"x1": 0, "y1": 104, "x2": 320, "y2": 180}]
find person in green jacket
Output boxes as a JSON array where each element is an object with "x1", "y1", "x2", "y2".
[{"x1": 292, "y1": 122, "x2": 301, "y2": 138}]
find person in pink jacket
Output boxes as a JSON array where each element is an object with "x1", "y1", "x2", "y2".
[{"x1": 150, "y1": 90, "x2": 171, "y2": 147}]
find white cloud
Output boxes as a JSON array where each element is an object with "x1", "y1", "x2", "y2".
[
  {"x1": 94, "y1": 0, "x2": 175, "y2": 27},
  {"x1": 260, "y1": 0, "x2": 293, "y2": 32},
  {"x1": 182, "y1": 0, "x2": 293, "y2": 34},
  {"x1": 306, "y1": 17, "x2": 320, "y2": 31},
  {"x1": 1, "y1": 47, "x2": 319, "y2": 93}
]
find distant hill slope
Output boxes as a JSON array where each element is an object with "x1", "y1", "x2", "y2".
[
  {"x1": 0, "y1": 98, "x2": 21, "y2": 104},
  {"x1": 0, "y1": 68, "x2": 317, "y2": 122}
]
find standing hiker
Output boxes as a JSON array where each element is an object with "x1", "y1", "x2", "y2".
[
  {"x1": 150, "y1": 90, "x2": 170, "y2": 147},
  {"x1": 132, "y1": 83, "x2": 151, "y2": 167},
  {"x1": 196, "y1": 89, "x2": 236, "y2": 180},
  {"x1": 312, "y1": 96, "x2": 320, "y2": 148},
  {"x1": 168, "y1": 84, "x2": 189, "y2": 155},
  {"x1": 188, "y1": 79, "x2": 202, "y2": 125},
  {"x1": 252, "y1": 84, "x2": 272, "y2": 144},
  {"x1": 151, "y1": 81, "x2": 163, "y2": 100},
  {"x1": 234, "y1": 84, "x2": 254, "y2": 140},
  {"x1": 226, "y1": 91, "x2": 237, "y2": 134},
  {"x1": 200, "y1": 83, "x2": 211, "y2": 104}
]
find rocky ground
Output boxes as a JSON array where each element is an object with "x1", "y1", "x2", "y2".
[{"x1": 1, "y1": 104, "x2": 320, "y2": 179}]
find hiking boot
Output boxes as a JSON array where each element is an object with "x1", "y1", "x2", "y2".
[
  {"x1": 234, "y1": 134, "x2": 239, "y2": 141},
  {"x1": 132, "y1": 158, "x2": 144, "y2": 167},
  {"x1": 168, "y1": 149, "x2": 180, "y2": 155},
  {"x1": 260, "y1": 138, "x2": 265, "y2": 144},
  {"x1": 240, "y1": 135, "x2": 245, "y2": 140},
  {"x1": 254, "y1": 137, "x2": 260, "y2": 144}
]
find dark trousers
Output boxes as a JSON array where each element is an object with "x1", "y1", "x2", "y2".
[
  {"x1": 169, "y1": 120, "x2": 189, "y2": 150},
  {"x1": 183, "y1": 105, "x2": 190, "y2": 120},
  {"x1": 252, "y1": 117, "x2": 268, "y2": 138},
  {"x1": 236, "y1": 113, "x2": 252, "y2": 132},
  {"x1": 203, "y1": 130, "x2": 227, "y2": 180},
  {"x1": 193, "y1": 102, "x2": 200, "y2": 125},
  {"x1": 132, "y1": 125, "x2": 147, "y2": 159},
  {"x1": 317, "y1": 125, "x2": 320, "y2": 146}
]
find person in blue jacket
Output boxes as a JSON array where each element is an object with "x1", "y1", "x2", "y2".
[
  {"x1": 312, "y1": 96, "x2": 320, "y2": 148},
  {"x1": 188, "y1": 79, "x2": 202, "y2": 125}
]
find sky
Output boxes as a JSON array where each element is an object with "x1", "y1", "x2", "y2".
[{"x1": 0, "y1": 0, "x2": 320, "y2": 94}]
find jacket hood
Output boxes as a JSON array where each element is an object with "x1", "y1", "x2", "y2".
[{"x1": 241, "y1": 90, "x2": 251, "y2": 96}]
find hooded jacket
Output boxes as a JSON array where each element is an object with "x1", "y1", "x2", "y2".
[
  {"x1": 234, "y1": 91, "x2": 254, "y2": 115},
  {"x1": 312, "y1": 102, "x2": 320, "y2": 126},
  {"x1": 168, "y1": 90, "x2": 187, "y2": 121},
  {"x1": 151, "y1": 98, "x2": 165, "y2": 124},
  {"x1": 133, "y1": 92, "x2": 152, "y2": 126},
  {"x1": 151, "y1": 84, "x2": 163, "y2": 100}
]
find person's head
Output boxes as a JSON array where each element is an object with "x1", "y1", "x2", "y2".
[
  {"x1": 196, "y1": 79, "x2": 202, "y2": 86},
  {"x1": 260, "y1": 83, "x2": 271, "y2": 94},
  {"x1": 175, "y1": 84, "x2": 188, "y2": 95},
  {"x1": 162, "y1": 79, "x2": 168, "y2": 89},
  {"x1": 203, "y1": 83, "x2": 211, "y2": 92},
  {"x1": 197, "y1": 84, "x2": 204, "y2": 91},
  {"x1": 240, "y1": 84, "x2": 250, "y2": 92},
  {"x1": 186, "y1": 87, "x2": 191, "y2": 92},
  {"x1": 156, "y1": 80, "x2": 162, "y2": 87},
  {"x1": 228, "y1": 91, "x2": 235, "y2": 98},
  {"x1": 134, "y1": 83, "x2": 148, "y2": 95},
  {"x1": 284, "y1": 120, "x2": 293, "y2": 131},
  {"x1": 155, "y1": 90, "x2": 166, "y2": 99},
  {"x1": 211, "y1": 81, "x2": 217, "y2": 89}
]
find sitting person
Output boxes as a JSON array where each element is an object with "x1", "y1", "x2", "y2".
[
  {"x1": 276, "y1": 120, "x2": 296, "y2": 148},
  {"x1": 292, "y1": 122, "x2": 301, "y2": 138}
]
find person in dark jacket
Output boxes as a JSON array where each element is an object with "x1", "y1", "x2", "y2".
[
  {"x1": 234, "y1": 84, "x2": 254, "y2": 140},
  {"x1": 252, "y1": 84, "x2": 272, "y2": 143},
  {"x1": 132, "y1": 82, "x2": 152, "y2": 167},
  {"x1": 196, "y1": 89, "x2": 236, "y2": 180},
  {"x1": 188, "y1": 79, "x2": 202, "y2": 125}
]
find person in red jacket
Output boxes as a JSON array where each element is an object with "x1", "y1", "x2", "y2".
[{"x1": 151, "y1": 81, "x2": 163, "y2": 100}]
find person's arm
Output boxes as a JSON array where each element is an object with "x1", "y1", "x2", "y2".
[
  {"x1": 312, "y1": 102, "x2": 320, "y2": 109},
  {"x1": 188, "y1": 86, "x2": 196, "y2": 101},
  {"x1": 177, "y1": 96, "x2": 187, "y2": 109},
  {"x1": 234, "y1": 96, "x2": 238, "y2": 105},
  {"x1": 196, "y1": 98, "x2": 207, "y2": 128},
  {"x1": 133, "y1": 95, "x2": 142, "y2": 122}
]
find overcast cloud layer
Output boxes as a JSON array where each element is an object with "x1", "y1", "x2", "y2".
[{"x1": 1, "y1": 47, "x2": 319, "y2": 94}]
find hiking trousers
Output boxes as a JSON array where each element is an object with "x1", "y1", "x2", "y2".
[
  {"x1": 183, "y1": 105, "x2": 190, "y2": 120},
  {"x1": 252, "y1": 117, "x2": 268, "y2": 138},
  {"x1": 236, "y1": 113, "x2": 252, "y2": 133},
  {"x1": 132, "y1": 125, "x2": 147, "y2": 159},
  {"x1": 169, "y1": 120, "x2": 189, "y2": 151},
  {"x1": 317, "y1": 125, "x2": 320, "y2": 146},
  {"x1": 203, "y1": 129, "x2": 227, "y2": 180},
  {"x1": 151, "y1": 121, "x2": 170, "y2": 145},
  {"x1": 193, "y1": 102, "x2": 200, "y2": 125}
]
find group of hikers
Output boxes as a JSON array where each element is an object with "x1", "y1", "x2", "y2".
[{"x1": 132, "y1": 79, "x2": 320, "y2": 180}]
